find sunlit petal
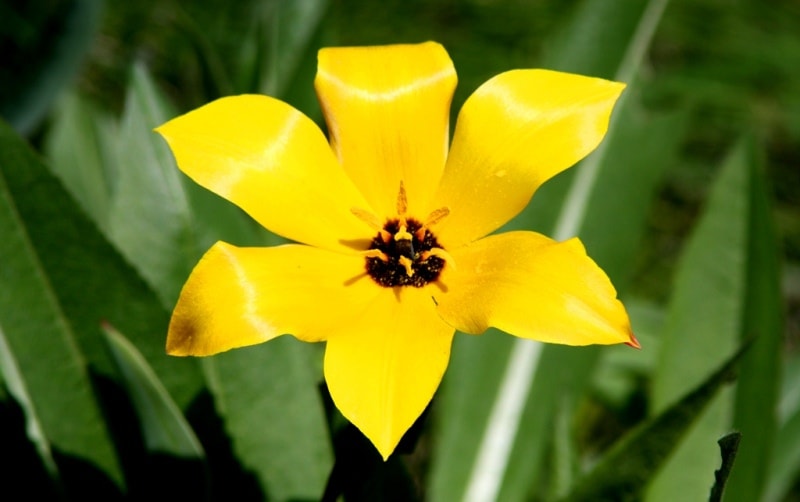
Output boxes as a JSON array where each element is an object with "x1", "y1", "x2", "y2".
[
  {"x1": 434, "y1": 231, "x2": 634, "y2": 346},
  {"x1": 156, "y1": 95, "x2": 373, "y2": 251},
  {"x1": 316, "y1": 42, "x2": 457, "y2": 217},
  {"x1": 168, "y1": 241, "x2": 378, "y2": 355},
  {"x1": 433, "y1": 70, "x2": 625, "y2": 248},
  {"x1": 324, "y1": 286, "x2": 454, "y2": 459}
]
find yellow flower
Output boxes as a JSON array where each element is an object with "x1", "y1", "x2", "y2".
[{"x1": 156, "y1": 42, "x2": 637, "y2": 460}]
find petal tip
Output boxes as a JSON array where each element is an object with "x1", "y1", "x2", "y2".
[
  {"x1": 625, "y1": 332, "x2": 641, "y2": 350},
  {"x1": 376, "y1": 443, "x2": 394, "y2": 462}
]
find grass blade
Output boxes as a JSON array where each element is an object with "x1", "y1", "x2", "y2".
[
  {"x1": 645, "y1": 139, "x2": 753, "y2": 501},
  {"x1": 103, "y1": 324, "x2": 204, "y2": 459},
  {"x1": 724, "y1": 137, "x2": 783, "y2": 500}
]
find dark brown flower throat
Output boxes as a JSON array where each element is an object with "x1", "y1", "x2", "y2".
[{"x1": 366, "y1": 218, "x2": 445, "y2": 287}]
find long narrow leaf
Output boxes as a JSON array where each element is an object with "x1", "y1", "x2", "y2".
[
  {"x1": 724, "y1": 137, "x2": 783, "y2": 501},
  {"x1": 767, "y1": 360, "x2": 800, "y2": 501},
  {"x1": 0, "y1": 324, "x2": 59, "y2": 479},
  {"x1": 103, "y1": 324, "x2": 204, "y2": 459},
  {"x1": 646, "y1": 139, "x2": 752, "y2": 501}
]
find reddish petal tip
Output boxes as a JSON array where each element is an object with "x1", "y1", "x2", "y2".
[{"x1": 625, "y1": 333, "x2": 641, "y2": 350}]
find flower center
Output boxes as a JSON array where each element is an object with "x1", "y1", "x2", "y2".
[
  {"x1": 365, "y1": 218, "x2": 446, "y2": 287},
  {"x1": 353, "y1": 182, "x2": 452, "y2": 288}
]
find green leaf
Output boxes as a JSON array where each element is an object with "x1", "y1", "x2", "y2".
[
  {"x1": 724, "y1": 137, "x2": 783, "y2": 501},
  {"x1": 0, "y1": 118, "x2": 203, "y2": 412},
  {"x1": 109, "y1": 63, "x2": 265, "y2": 307},
  {"x1": 766, "y1": 355, "x2": 800, "y2": 501},
  {"x1": 88, "y1": 59, "x2": 327, "y2": 498},
  {"x1": 0, "y1": 325, "x2": 59, "y2": 480},
  {"x1": 592, "y1": 299, "x2": 664, "y2": 410},
  {"x1": 0, "y1": 0, "x2": 102, "y2": 135},
  {"x1": 259, "y1": 0, "x2": 330, "y2": 98},
  {"x1": 45, "y1": 92, "x2": 118, "y2": 232},
  {"x1": 45, "y1": 65, "x2": 265, "y2": 309},
  {"x1": 108, "y1": 63, "x2": 198, "y2": 307},
  {"x1": 429, "y1": 0, "x2": 678, "y2": 497},
  {"x1": 709, "y1": 432, "x2": 743, "y2": 502},
  {"x1": 562, "y1": 346, "x2": 747, "y2": 501},
  {"x1": 204, "y1": 339, "x2": 333, "y2": 501},
  {"x1": 103, "y1": 324, "x2": 204, "y2": 459},
  {"x1": 645, "y1": 139, "x2": 753, "y2": 501},
  {"x1": 0, "y1": 120, "x2": 122, "y2": 488},
  {"x1": 79, "y1": 60, "x2": 324, "y2": 499}
]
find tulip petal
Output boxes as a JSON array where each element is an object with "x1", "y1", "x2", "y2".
[
  {"x1": 434, "y1": 231, "x2": 634, "y2": 346},
  {"x1": 168, "y1": 241, "x2": 378, "y2": 355},
  {"x1": 316, "y1": 42, "x2": 457, "y2": 218},
  {"x1": 324, "y1": 287, "x2": 454, "y2": 459},
  {"x1": 156, "y1": 95, "x2": 373, "y2": 252},
  {"x1": 433, "y1": 70, "x2": 625, "y2": 248}
]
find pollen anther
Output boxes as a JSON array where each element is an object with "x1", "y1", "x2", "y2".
[
  {"x1": 399, "y1": 256, "x2": 415, "y2": 277},
  {"x1": 351, "y1": 207, "x2": 382, "y2": 230},
  {"x1": 396, "y1": 181, "x2": 408, "y2": 216},
  {"x1": 425, "y1": 207, "x2": 450, "y2": 227},
  {"x1": 365, "y1": 249, "x2": 390, "y2": 262}
]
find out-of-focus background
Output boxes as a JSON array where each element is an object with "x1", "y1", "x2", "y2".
[{"x1": 1, "y1": 0, "x2": 798, "y2": 500}]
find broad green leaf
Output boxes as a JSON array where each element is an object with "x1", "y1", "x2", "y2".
[
  {"x1": 646, "y1": 140, "x2": 752, "y2": 501},
  {"x1": 0, "y1": 118, "x2": 203, "y2": 412},
  {"x1": 563, "y1": 346, "x2": 746, "y2": 501},
  {"x1": 46, "y1": 65, "x2": 264, "y2": 308},
  {"x1": 204, "y1": 339, "x2": 332, "y2": 501},
  {"x1": 0, "y1": 121, "x2": 122, "y2": 488},
  {"x1": 45, "y1": 92, "x2": 118, "y2": 232},
  {"x1": 0, "y1": 0, "x2": 101, "y2": 135},
  {"x1": 725, "y1": 138, "x2": 783, "y2": 501},
  {"x1": 111, "y1": 62, "x2": 263, "y2": 303},
  {"x1": 83, "y1": 61, "x2": 326, "y2": 499},
  {"x1": 103, "y1": 324, "x2": 204, "y2": 459},
  {"x1": 430, "y1": 0, "x2": 679, "y2": 492},
  {"x1": 109, "y1": 63, "x2": 198, "y2": 307},
  {"x1": 96, "y1": 61, "x2": 328, "y2": 498}
]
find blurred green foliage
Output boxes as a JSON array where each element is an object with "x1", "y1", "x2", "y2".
[{"x1": 1, "y1": 0, "x2": 798, "y2": 500}]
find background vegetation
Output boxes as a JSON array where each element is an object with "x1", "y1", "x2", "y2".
[{"x1": 1, "y1": 0, "x2": 798, "y2": 500}]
